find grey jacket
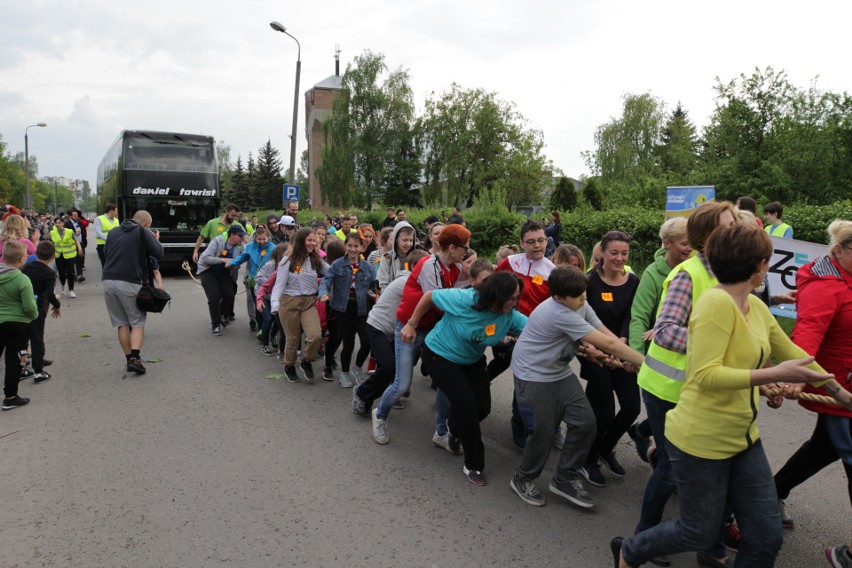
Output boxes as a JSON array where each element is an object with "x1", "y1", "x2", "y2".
[{"x1": 102, "y1": 220, "x2": 164, "y2": 284}]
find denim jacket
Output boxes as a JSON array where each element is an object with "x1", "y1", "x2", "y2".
[{"x1": 318, "y1": 256, "x2": 373, "y2": 316}]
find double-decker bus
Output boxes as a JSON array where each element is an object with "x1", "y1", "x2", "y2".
[{"x1": 97, "y1": 130, "x2": 220, "y2": 267}]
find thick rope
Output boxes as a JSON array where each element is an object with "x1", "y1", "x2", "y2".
[
  {"x1": 181, "y1": 260, "x2": 246, "y2": 295},
  {"x1": 764, "y1": 387, "x2": 841, "y2": 407}
]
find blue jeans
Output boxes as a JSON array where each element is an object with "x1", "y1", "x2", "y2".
[
  {"x1": 435, "y1": 389, "x2": 450, "y2": 436},
  {"x1": 622, "y1": 439, "x2": 782, "y2": 567},
  {"x1": 376, "y1": 320, "x2": 425, "y2": 420},
  {"x1": 635, "y1": 390, "x2": 677, "y2": 533}
]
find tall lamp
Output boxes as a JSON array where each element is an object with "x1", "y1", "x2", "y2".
[
  {"x1": 269, "y1": 21, "x2": 301, "y2": 203},
  {"x1": 25, "y1": 122, "x2": 47, "y2": 210}
]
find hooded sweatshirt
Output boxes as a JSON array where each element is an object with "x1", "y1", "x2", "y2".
[
  {"x1": 377, "y1": 221, "x2": 415, "y2": 289},
  {"x1": 102, "y1": 220, "x2": 164, "y2": 284},
  {"x1": 629, "y1": 246, "x2": 671, "y2": 353},
  {"x1": 0, "y1": 263, "x2": 38, "y2": 323}
]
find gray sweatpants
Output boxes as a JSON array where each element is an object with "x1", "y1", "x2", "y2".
[{"x1": 514, "y1": 374, "x2": 596, "y2": 484}]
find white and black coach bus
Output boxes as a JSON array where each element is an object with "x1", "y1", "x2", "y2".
[{"x1": 97, "y1": 130, "x2": 220, "y2": 267}]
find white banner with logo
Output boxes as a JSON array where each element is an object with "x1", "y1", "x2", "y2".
[{"x1": 767, "y1": 235, "x2": 827, "y2": 319}]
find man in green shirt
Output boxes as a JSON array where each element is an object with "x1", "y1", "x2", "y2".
[{"x1": 192, "y1": 203, "x2": 242, "y2": 263}]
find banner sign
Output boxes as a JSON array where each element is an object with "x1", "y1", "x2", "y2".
[
  {"x1": 767, "y1": 235, "x2": 827, "y2": 318},
  {"x1": 666, "y1": 186, "x2": 715, "y2": 219}
]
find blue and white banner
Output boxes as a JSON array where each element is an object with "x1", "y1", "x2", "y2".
[{"x1": 666, "y1": 186, "x2": 715, "y2": 219}]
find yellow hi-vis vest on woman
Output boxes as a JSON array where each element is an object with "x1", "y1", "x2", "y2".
[
  {"x1": 765, "y1": 222, "x2": 792, "y2": 237},
  {"x1": 96, "y1": 214, "x2": 120, "y2": 245},
  {"x1": 636, "y1": 255, "x2": 717, "y2": 403},
  {"x1": 51, "y1": 226, "x2": 78, "y2": 259}
]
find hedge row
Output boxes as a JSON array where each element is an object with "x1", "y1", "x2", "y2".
[{"x1": 285, "y1": 200, "x2": 852, "y2": 273}]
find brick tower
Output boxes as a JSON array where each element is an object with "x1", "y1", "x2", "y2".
[{"x1": 304, "y1": 47, "x2": 343, "y2": 210}]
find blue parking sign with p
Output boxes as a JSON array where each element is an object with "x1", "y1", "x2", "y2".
[{"x1": 283, "y1": 184, "x2": 300, "y2": 202}]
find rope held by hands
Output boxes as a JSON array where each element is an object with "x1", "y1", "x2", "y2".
[{"x1": 764, "y1": 387, "x2": 841, "y2": 407}]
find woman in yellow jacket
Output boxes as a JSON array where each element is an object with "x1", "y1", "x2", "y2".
[
  {"x1": 50, "y1": 218, "x2": 82, "y2": 298},
  {"x1": 612, "y1": 225, "x2": 852, "y2": 568}
]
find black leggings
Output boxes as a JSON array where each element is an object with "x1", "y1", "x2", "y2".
[
  {"x1": 328, "y1": 301, "x2": 369, "y2": 372},
  {"x1": 200, "y1": 269, "x2": 235, "y2": 327},
  {"x1": 582, "y1": 361, "x2": 641, "y2": 464}
]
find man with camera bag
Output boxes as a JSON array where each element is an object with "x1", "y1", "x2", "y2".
[{"x1": 102, "y1": 210, "x2": 163, "y2": 375}]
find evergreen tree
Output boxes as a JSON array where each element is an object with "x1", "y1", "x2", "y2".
[
  {"x1": 657, "y1": 103, "x2": 698, "y2": 180},
  {"x1": 255, "y1": 139, "x2": 283, "y2": 209},
  {"x1": 582, "y1": 178, "x2": 603, "y2": 210},
  {"x1": 549, "y1": 176, "x2": 577, "y2": 211}
]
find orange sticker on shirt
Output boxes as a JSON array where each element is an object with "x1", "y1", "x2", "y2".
[
  {"x1": 485, "y1": 324, "x2": 496, "y2": 336},
  {"x1": 260, "y1": 250, "x2": 267, "y2": 256},
  {"x1": 221, "y1": 250, "x2": 228, "y2": 256},
  {"x1": 217, "y1": 226, "x2": 224, "y2": 231},
  {"x1": 404, "y1": 262, "x2": 409, "y2": 270},
  {"x1": 601, "y1": 292, "x2": 613, "y2": 302},
  {"x1": 532, "y1": 274, "x2": 544, "y2": 285},
  {"x1": 294, "y1": 265, "x2": 302, "y2": 273}
]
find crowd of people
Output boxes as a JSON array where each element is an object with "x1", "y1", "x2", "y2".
[{"x1": 2, "y1": 198, "x2": 851, "y2": 567}]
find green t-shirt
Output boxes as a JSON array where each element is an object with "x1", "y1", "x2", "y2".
[{"x1": 200, "y1": 218, "x2": 244, "y2": 241}]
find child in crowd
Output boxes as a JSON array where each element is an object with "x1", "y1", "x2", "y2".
[
  {"x1": 21, "y1": 241, "x2": 61, "y2": 383},
  {"x1": 0, "y1": 241, "x2": 39, "y2": 410},
  {"x1": 377, "y1": 221, "x2": 416, "y2": 288}
]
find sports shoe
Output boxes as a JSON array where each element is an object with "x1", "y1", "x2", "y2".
[
  {"x1": 260, "y1": 345, "x2": 274, "y2": 356},
  {"x1": 60, "y1": 284, "x2": 65, "y2": 294},
  {"x1": 211, "y1": 325, "x2": 222, "y2": 336},
  {"x1": 351, "y1": 366, "x2": 365, "y2": 385},
  {"x1": 77, "y1": 275, "x2": 85, "y2": 283},
  {"x1": 649, "y1": 555, "x2": 672, "y2": 567},
  {"x1": 723, "y1": 520, "x2": 741, "y2": 552},
  {"x1": 276, "y1": 351, "x2": 285, "y2": 363},
  {"x1": 697, "y1": 550, "x2": 733, "y2": 567},
  {"x1": 227, "y1": 314, "x2": 236, "y2": 322},
  {"x1": 510, "y1": 476, "x2": 545, "y2": 507},
  {"x1": 19, "y1": 368, "x2": 34, "y2": 380},
  {"x1": 610, "y1": 537, "x2": 624, "y2": 568},
  {"x1": 43, "y1": 359, "x2": 53, "y2": 367},
  {"x1": 284, "y1": 365, "x2": 299, "y2": 383},
  {"x1": 628, "y1": 422, "x2": 651, "y2": 463},
  {"x1": 579, "y1": 463, "x2": 606, "y2": 487},
  {"x1": 462, "y1": 465, "x2": 487, "y2": 486},
  {"x1": 126, "y1": 357, "x2": 146, "y2": 374},
  {"x1": 549, "y1": 476, "x2": 595, "y2": 508},
  {"x1": 372, "y1": 408, "x2": 388, "y2": 444},
  {"x1": 330, "y1": 358, "x2": 339, "y2": 371},
  {"x1": 553, "y1": 423, "x2": 566, "y2": 450},
  {"x1": 826, "y1": 544, "x2": 852, "y2": 568},
  {"x1": 322, "y1": 366, "x2": 334, "y2": 381},
  {"x1": 299, "y1": 359, "x2": 315, "y2": 382},
  {"x1": 352, "y1": 389, "x2": 369, "y2": 417},
  {"x1": 2, "y1": 396, "x2": 30, "y2": 411},
  {"x1": 339, "y1": 371, "x2": 354, "y2": 388},
  {"x1": 432, "y1": 431, "x2": 463, "y2": 455},
  {"x1": 249, "y1": 319, "x2": 257, "y2": 332},
  {"x1": 778, "y1": 499, "x2": 795, "y2": 529},
  {"x1": 33, "y1": 371, "x2": 52, "y2": 384},
  {"x1": 69, "y1": 290, "x2": 77, "y2": 298},
  {"x1": 600, "y1": 451, "x2": 626, "y2": 477},
  {"x1": 393, "y1": 399, "x2": 405, "y2": 409}
]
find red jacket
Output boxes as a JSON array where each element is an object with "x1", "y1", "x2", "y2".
[{"x1": 791, "y1": 255, "x2": 852, "y2": 418}]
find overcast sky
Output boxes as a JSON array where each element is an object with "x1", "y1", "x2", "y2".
[{"x1": 1, "y1": 0, "x2": 850, "y2": 193}]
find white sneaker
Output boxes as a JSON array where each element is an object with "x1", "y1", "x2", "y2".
[
  {"x1": 339, "y1": 371, "x2": 354, "y2": 388},
  {"x1": 69, "y1": 290, "x2": 77, "y2": 298},
  {"x1": 372, "y1": 408, "x2": 388, "y2": 444},
  {"x1": 351, "y1": 366, "x2": 365, "y2": 385}
]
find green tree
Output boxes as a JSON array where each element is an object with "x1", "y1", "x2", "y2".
[
  {"x1": 317, "y1": 50, "x2": 418, "y2": 209},
  {"x1": 582, "y1": 177, "x2": 603, "y2": 210},
  {"x1": 549, "y1": 176, "x2": 577, "y2": 211},
  {"x1": 657, "y1": 103, "x2": 698, "y2": 180},
  {"x1": 255, "y1": 139, "x2": 283, "y2": 209},
  {"x1": 420, "y1": 83, "x2": 550, "y2": 208}
]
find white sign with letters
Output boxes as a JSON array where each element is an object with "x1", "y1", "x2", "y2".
[{"x1": 767, "y1": 235, "x2": 827, "y2": 318}]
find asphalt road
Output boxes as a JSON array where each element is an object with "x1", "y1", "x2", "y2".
[{"x1": 1, "y1": 250, "x2": 847, "y2": 567}]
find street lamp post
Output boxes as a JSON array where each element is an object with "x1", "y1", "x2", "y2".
[
  {"x1": 24, "y1": 122, "x2": 47, "y2": 210},
  {"x1": 269, "y1": 21, "x2": 301, "y2": 201}
]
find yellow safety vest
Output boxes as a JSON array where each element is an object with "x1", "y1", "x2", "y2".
[
  {"x1": 636, "y1": 255, "x2": 716, "y2": 403},
  {"x1": 51, "y1": 226, "x2": 78, "y2": 259},
  {"x1": 96, "y1": 214, "x2": 120, "y2": 245},
  {"x1": 765, "y1": 223, "x2": 792, "y2": 237}
]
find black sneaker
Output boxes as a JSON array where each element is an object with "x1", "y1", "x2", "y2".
[
  {"x1": 628, "y1": 422, "x2": 651, "y2": 463},
  {"x1": 227, "y1": 315, "x2": 236, "y2": 322},
  {"x1": 462, "y1": 465, "x2": 487, "y2": 486},
  {"x1": 212, "y1": 325, "x2": 223, "y2": 336},
  {"x1": 2, "y1": 396, "x2": 31, "y2": 411},
  {"x1": 299, "y1": 359, "x2": 315, "y2": 382},
  {"x1": 330, "y1": 358, "x2": 339, "y2": 371},
  {"x1": 352, "y1": 389, "x2": 369, "y2": 417},
  {"x1": 33, "y1": 371, "x2": 52, "y2": 384},
  {"x1": 549, "y1": 476, "x2": 595, "y2": 509},
  {"x1": 579, "y1": 463, "x2": 607, "y2": 487},
  {"x1": 600, "y1": 451, "x2": 626, "y2": 477},
  {"x1": 77, "y1": 275, "x2": 86, "y2": 283},
  {"x1": 126, "y1": 357, "x2": 146, "y2": 374},
  {"x1": 19, "y1": 368, "x2": 34, "y2": 381},
  {"x1": 220, "y1": 316, "x2": 229, "y2": 327},
  {"x1": 260, "y1": 345, "x2": 274, "y2": 356},
  {"x1": 284, "y1": 365, "x2": 300, "y2": 383},
  {"x1": 249, "y1": 319, "x2": 257, "y2": 332},
  {"x1": 43, "y1": 359, "x2": 53, "y2": 367},
  {"x1": 322, "y1": 366, "x2": 334, "y2": 381}
]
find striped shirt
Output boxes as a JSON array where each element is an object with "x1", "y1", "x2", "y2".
[{"x1": 270, "y1": 255, "x2": 328, "y2": 312}]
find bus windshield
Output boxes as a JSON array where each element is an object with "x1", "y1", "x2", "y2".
[
  {"x1": 122, "y1": 197, "x2": 219, "y2": 233},
  {"x1": 125, "y1": 133, "x2": 217, "y2": 173}
]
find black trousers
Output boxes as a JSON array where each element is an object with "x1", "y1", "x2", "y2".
[
  {"x1": 28, "y1": 310, "x2": 47, "y2": 372},
  {"x1": 424, "y1": 345, "x2": 491, "y2": 472},
  {"x1": 97, "y1": 244, "x2": 106, "y2": 267},
  {"x1": 200, "y1": 270, "x2": 235, "y2": 327},
  {"x1": 356, "y1": 324, "x2": 395, "y2": 408},
  {"x1": 774, "y1": 413, "x2": 852, "y2": 506},
  {"x1": 55, "y1": 257, "x2": 76, "y2": 290},
  {"x1": 1, "y1": 322, "x2": 29, "y2": 398}
]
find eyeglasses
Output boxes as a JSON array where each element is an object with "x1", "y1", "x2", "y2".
[{"x1": 524, "y1": 238, "x2": 547, "y2": 246}]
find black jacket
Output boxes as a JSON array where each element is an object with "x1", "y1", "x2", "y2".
[
  {"x1": 102, "y1": 220, "x2": 164, "y2": 284},
  {"x1": 21, "y1": 260, "x2": 60, "y2": 316}
]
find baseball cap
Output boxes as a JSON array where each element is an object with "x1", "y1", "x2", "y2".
[
  {"x1": 277, "y1": 215, "x2": 297, "y2": 227},
  {"x1": 228, "y1": 225, "x2": 247, "y2": 237}
]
